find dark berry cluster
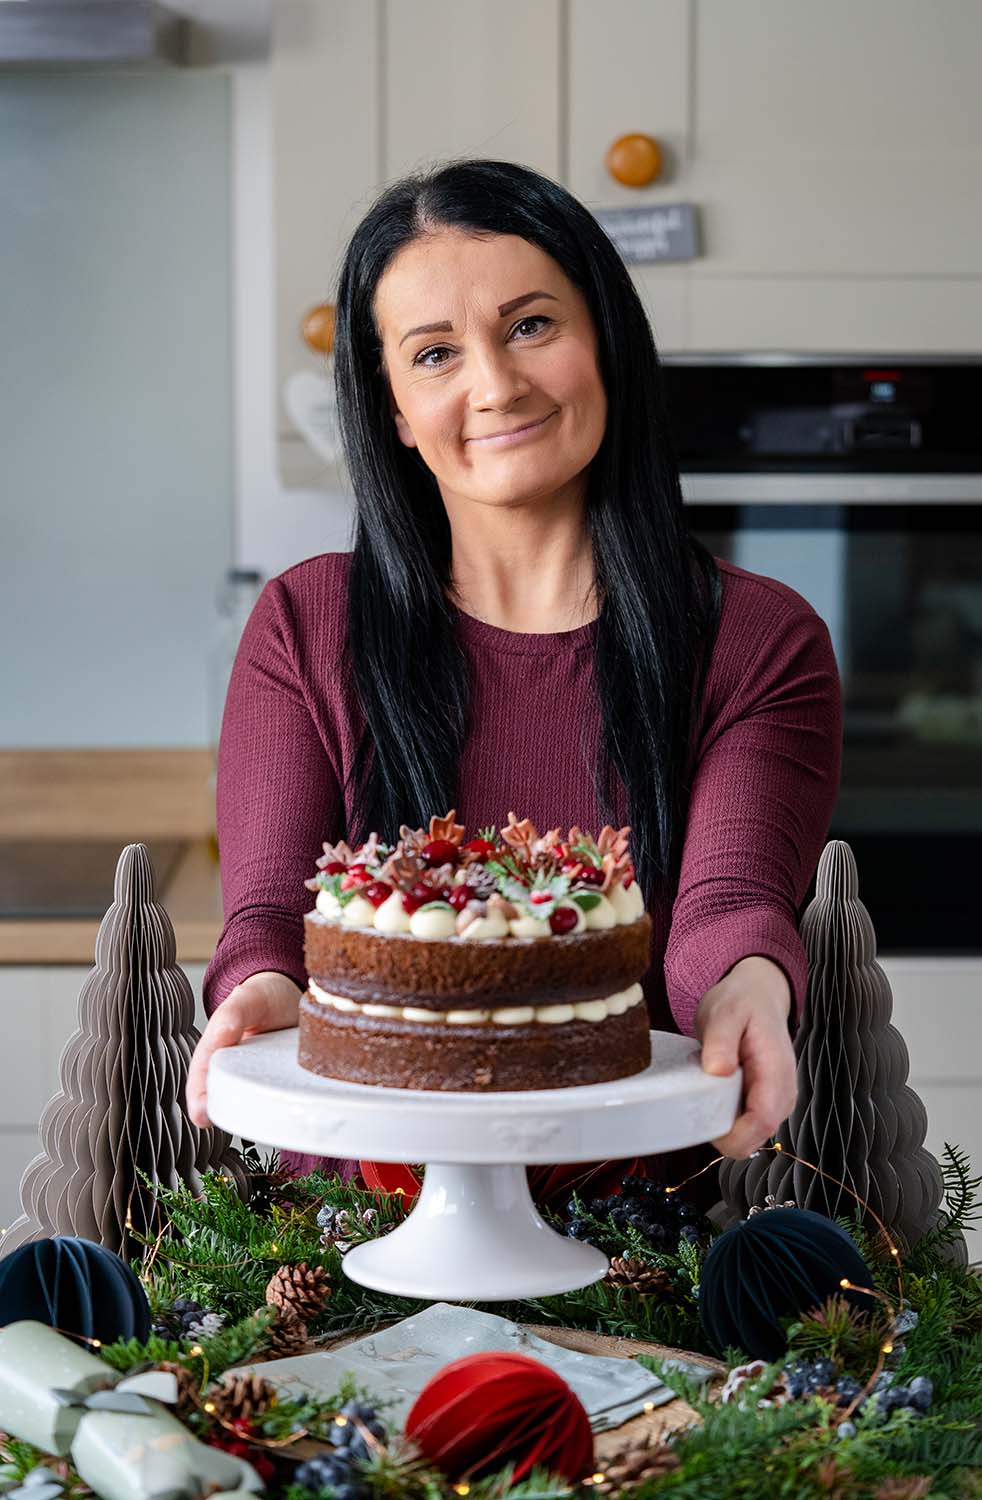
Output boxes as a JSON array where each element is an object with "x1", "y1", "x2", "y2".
[
  {"x1": 565, "y1": 1174, "x2": 709, "y2": 1251},
  {"x1": 294, "y1": 1402, "x2": 387, "y2": 1499},
  {"x1": 868, "y1": 1373, "x2": 934, "y2": 1418},
  {"x1": 151, "y1": 1295, "x2": 214, "y2": 1341},
  {"x1": 782, "y1": 1356, "x2": 839, "y2": 1398},
  {"x1": 782, "y1": 1358, "x2": 933, "y2": 1436}
]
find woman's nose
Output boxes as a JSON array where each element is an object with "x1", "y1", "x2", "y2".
[{"x1": 467, "y1": 340, "x2": 533, "y2": 409}]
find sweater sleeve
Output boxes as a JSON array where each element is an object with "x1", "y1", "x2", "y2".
[
  {"x1": 663, "y1": 602, "x2": 843, "y2": 1037},
  {"x1": 201, "y1": 577, "x2": 344, "y2": 1017}
]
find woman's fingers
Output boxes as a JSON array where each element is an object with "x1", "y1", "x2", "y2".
[
  {"x1": 185, "y1": 1003, "x2": 248, "y2": 1128},
  {"x1": 697, "y1": 998, "x2": 744, "y2": 1077},
  {"x1": 707, "y1": 1009, "x2": 798, "y2": 1158},
  {"x1": 185, "y1": 975, "x2": 302, "y2": 1128}
]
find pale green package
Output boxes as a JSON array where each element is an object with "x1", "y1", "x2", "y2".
[{"x1": 0, "y1": 1321, "x2": 117, "y2": 1455}]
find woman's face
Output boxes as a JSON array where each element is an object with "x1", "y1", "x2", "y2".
[{"x1": 373, "y1": 229, "x2": 607, "y2": 512}]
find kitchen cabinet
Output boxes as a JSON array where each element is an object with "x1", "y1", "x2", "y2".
[{"x1": 273, "y1": 0, "x2": 982, "y2": 485}]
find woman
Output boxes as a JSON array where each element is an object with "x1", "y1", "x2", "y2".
[{"x1": 186, "y1": 159, "x2": 842, "y2": 1207}]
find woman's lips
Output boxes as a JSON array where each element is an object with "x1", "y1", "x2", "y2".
[{"x1": 466, "y1": 410, "x2": 557, "y2": 447}]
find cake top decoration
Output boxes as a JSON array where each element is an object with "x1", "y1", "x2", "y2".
[{"x1": 305, "y1": 810, "x2": 639, "y2": 937}]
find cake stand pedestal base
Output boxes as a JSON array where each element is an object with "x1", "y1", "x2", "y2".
[{"x1": 343, "y1": 1162, "x2": 607, "y2": 1300}]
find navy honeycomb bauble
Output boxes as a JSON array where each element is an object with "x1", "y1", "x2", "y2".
[
  {"x1": 699, "y1": 1207, "x2": 873, "y2": 1361},
  {"x1": 0, "y1": 1236, "x2": 151, "y2": 1347}
]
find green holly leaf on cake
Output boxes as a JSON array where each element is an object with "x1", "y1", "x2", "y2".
[
  {"x1": 570, "y1": 890, "x2": 603, "y2": 912},
  {"x1": 510, "y1": 869, "x2": 571, "y2": 919},
  {"x1": 569, "y1": 835, "x2": 603, "y2": 868},
  {"x1": 484, "y1": 852, "x2": 528, "y2": 886}
]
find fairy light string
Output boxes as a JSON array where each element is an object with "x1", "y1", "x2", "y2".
[
  {"x1": 664, "y1": 1139, "x2": 905, "y2": 1303},
  {"x1": 665, "y1": 1138, "x2": 909, "y2": 1429},
  {"x1": 11, "y1": 1141, "x2": 913, "y2": 1472}
]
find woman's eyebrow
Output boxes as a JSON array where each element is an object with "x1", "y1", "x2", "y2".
[{"x1": 398, "y1": 290, "x2": 559, "y2": 347}]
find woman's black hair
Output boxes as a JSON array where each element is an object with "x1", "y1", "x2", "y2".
[{"x1": 334, "y1": 157, "x2": 721, "y2": 901}]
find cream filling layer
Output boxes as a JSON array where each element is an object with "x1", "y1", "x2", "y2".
[{"x1": 307, "y1": 979, "x2": 645, "y2": 1026}]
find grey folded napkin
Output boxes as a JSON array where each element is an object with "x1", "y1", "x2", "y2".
[{"x1": 233, "y1": 1302, "x2": 712, "y2": 1432}]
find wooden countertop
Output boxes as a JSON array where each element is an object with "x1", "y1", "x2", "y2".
[
  {"x1": 0, "y1": 838, "x2": 223, "y2": 964},
  {"x1": 0, "y1": 749, "x2": 223, "y2": 965}
]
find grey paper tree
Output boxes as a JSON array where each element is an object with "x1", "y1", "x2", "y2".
[
  {"x1": 715, "y1": 840, "x2": 965, "y2": 1263},
  {"x1": 4, "y1": 843, "x2": 247, "y2": 1257}
]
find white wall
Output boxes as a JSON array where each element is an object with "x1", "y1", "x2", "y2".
[{"x1": 0, "y1": 73, "x2": 235, "y2": 747}]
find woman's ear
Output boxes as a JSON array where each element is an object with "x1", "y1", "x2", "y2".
[{"x1": 391, "y1": 400, "x2": 418, "y2": 449}]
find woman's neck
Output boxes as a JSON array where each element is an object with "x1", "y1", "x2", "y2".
[{"x1": 445, "y1": 497, "x2": 598, "y2": 634}]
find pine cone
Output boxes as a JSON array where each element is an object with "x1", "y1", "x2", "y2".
[
  {"x1": 156, "y1": 1361, "x2": 200, "y2": 1419},
  {"x1": 605, "y1": 1256, "x2": 673, "y2": 1297},
  {"x1": 206, "y1": 1371, "x2": 278, "y2": 1425},
  {"x1": 596, "y1": 1434, "x2": 680, "y2": 1492},
  {"x1": 259, "y1": 1302, "x2": 309, "y2": 1358},
  {"x1": 265, "y1": 1261, "x2": 331, "y2": 1322},
  {"x1": 460, "y1": 865, "x2": 498, "y2": 901}
]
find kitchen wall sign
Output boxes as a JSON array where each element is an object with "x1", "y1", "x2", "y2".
[{"x1": 594, "y1": 202, "x2": 701, "y2": 264}]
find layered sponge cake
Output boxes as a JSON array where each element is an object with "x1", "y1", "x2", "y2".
[{"x1": 298, "y1": 811, "x2": 652, "y2": 1092}]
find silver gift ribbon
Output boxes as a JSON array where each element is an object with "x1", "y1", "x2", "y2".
[{"x1": 0, "y1": 1463, "x2": 66, "y2": 1500}]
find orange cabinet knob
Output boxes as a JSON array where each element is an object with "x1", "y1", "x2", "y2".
[
  {"x1": 301, "y1": 302, "x2": 336, "y2": 355},
  {"x1": 605, "y1": 133, "x2": 664, "y2": 188}
]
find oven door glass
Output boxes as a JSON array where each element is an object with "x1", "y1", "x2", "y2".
[{"x1": 685, "y1": 502, "x2": 982, "y2": 953}]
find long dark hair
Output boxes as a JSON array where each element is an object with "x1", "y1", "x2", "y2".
[{"x1": 333, "y1": 158, "x2": 721, "y2": 902}]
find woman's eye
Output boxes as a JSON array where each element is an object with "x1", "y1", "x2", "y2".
[
  {"x1": 513, "y1": 314, "x2": 551, "y2": 337},
  {"x1": 413, "y1": 314, "x2": 552, "y2": 368}
]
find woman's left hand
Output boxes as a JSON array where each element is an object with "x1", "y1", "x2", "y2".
[{"x1": 694, "y1": 955, "x2": 799, "y2": 1158}]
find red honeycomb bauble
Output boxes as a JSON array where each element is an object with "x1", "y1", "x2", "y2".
[{"x1": 405, "y1": 1350, "x2": 594, "y2": 1482}]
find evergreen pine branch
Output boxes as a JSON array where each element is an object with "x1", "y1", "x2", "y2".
[
  {"x1": 939, "y1": 1142, "x2": 982, "y2": 1231},
  {"x1": 110, "y1": 1162, "x2": 982, "y2": 1500},
  {"x1": 199, "y1": 1306, "x2": 278, "y2": 1373}
]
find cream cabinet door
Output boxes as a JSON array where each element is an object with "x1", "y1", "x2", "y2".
[
  {"x1": 384, "y1": 1, "x2": 561, "y2": 182},
  {"x1": 567, "y1": 0, "x2": 690, "y2": 351},
  {"x1": 567, "y1": 0, "x2": 982, "y2": 351}
]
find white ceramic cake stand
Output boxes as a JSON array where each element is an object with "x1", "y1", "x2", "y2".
[{"x1": 207, "y1": 1029, "x2": 741, "y2": 1302}]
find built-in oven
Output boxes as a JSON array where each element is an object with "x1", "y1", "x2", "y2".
[{"x1": 665, "y1": 355, "x2": 982, "y2": 955}]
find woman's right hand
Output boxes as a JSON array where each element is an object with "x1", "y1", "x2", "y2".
[{"x1": 186, "y1": 970, "x2": 302, "y2": 1128}]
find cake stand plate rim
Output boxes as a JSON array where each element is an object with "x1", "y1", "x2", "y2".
[{"x1": 206, "y1": 1027, "x2": 742, "y2": 1162}]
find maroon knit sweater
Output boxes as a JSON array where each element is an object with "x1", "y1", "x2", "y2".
[{"x1": 202, "y1": 550, "x2": 842, "y2": 1191}]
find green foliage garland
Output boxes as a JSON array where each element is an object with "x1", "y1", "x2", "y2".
[{"x1": 2, "y1": 1146, "x2": 979, "y2": 1500}]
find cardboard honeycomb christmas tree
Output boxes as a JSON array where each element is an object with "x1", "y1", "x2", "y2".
[
  {"x1": 715, "y1": 839, "x2": 965, "y2": 1263},
  {"x1": 3, "y1": 843, "x2": 246, "y2": 1256}
]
